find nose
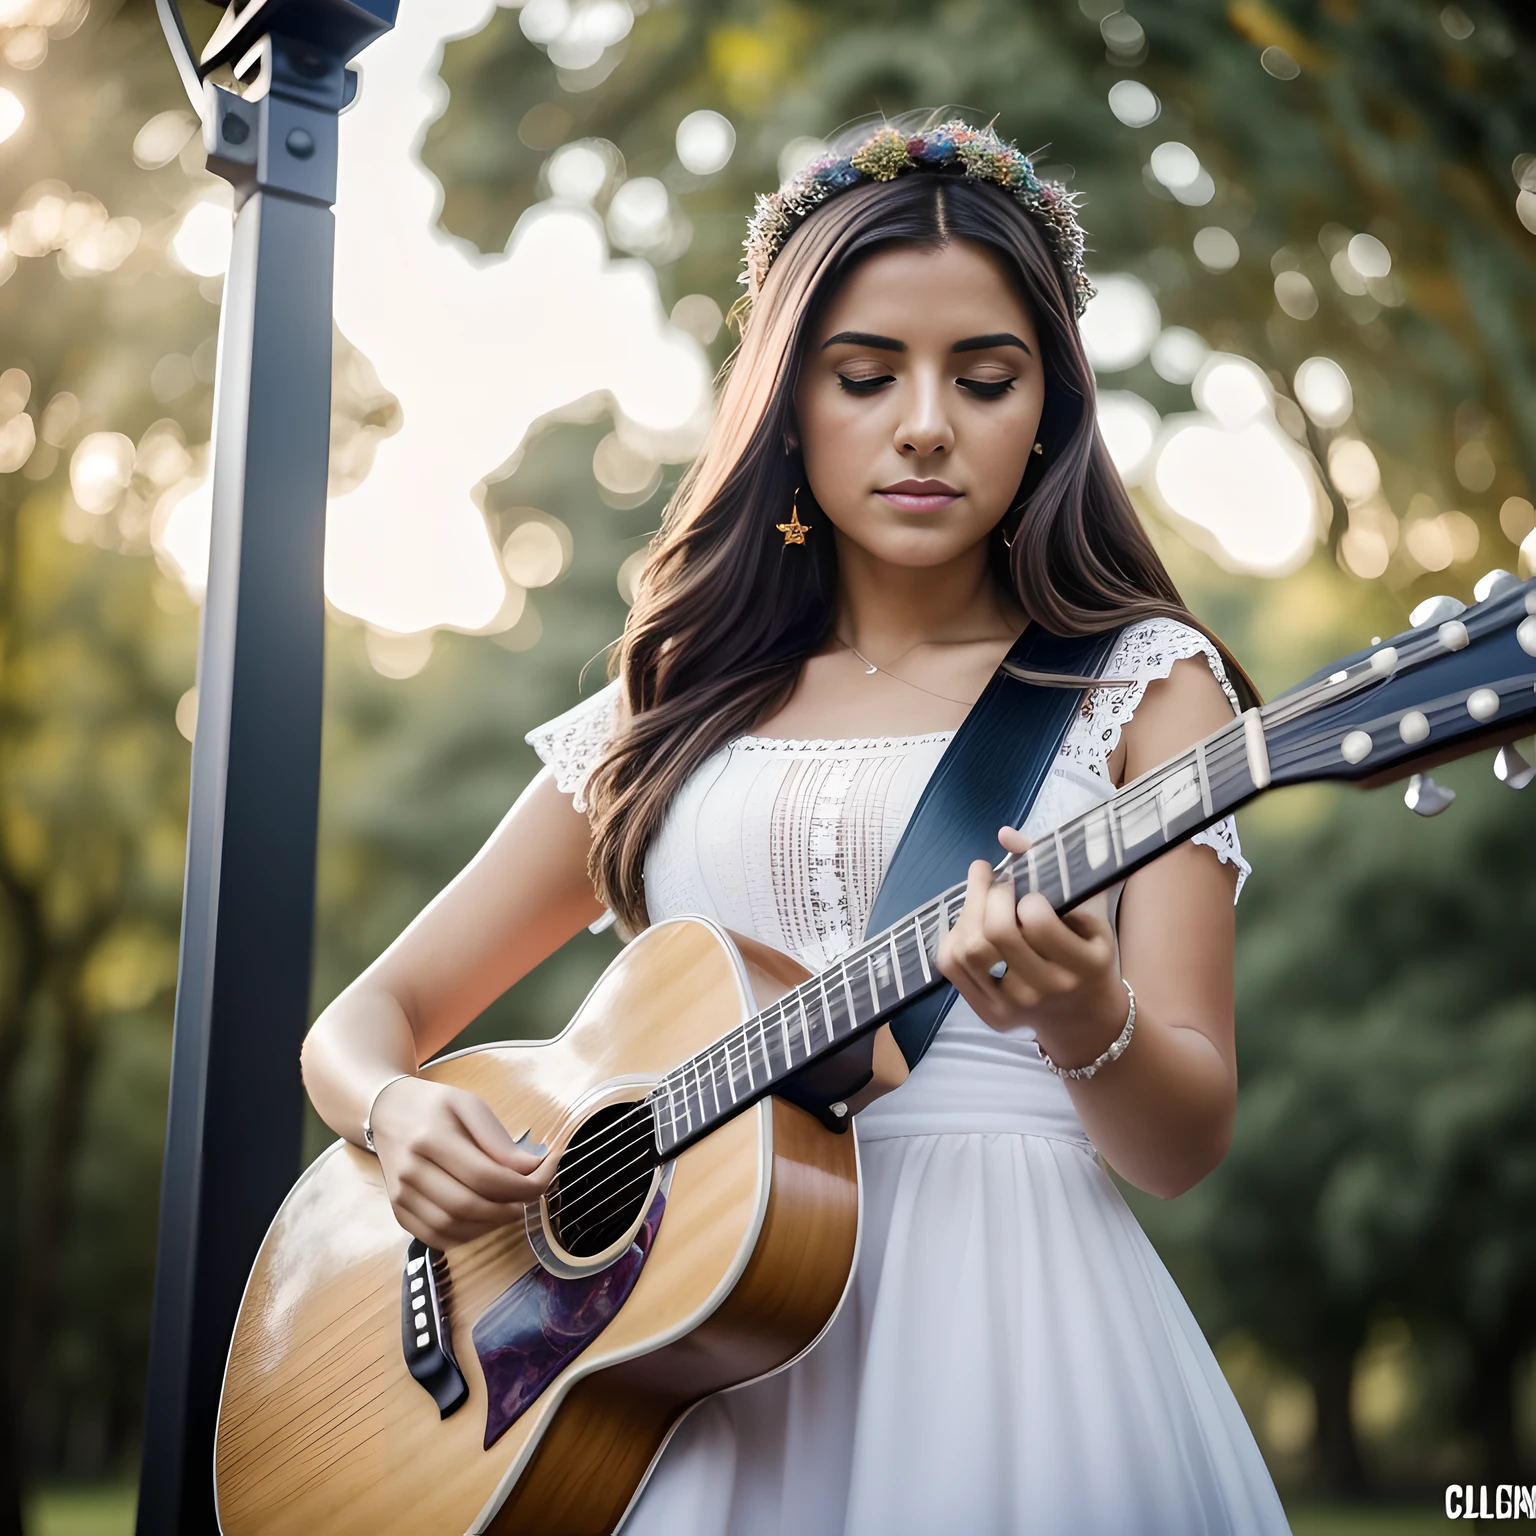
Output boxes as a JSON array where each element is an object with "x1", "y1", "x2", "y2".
[{"x1": 893, "y1": 368, "x2": 954, "y2": 458}]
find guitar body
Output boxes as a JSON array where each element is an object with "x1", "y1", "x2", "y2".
[{"x1": 214, "y1": 918, "x2": 860, "y2": 1535}]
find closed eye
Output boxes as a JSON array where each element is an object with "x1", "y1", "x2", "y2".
[
  {"x1": 957, "y1": 377, "x2": 1016, "y2": 399},
  {"x1": 836, "y1": 373, "x2": 895, "y2": 395}
]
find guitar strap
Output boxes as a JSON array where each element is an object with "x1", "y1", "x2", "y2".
[{"x1": 778, "y1": 622, "x2": 1125, "y2": 1129}]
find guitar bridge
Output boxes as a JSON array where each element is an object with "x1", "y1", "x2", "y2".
[{"x1": 401, "y1": 1239, "x2": 468, "y2": 1418}]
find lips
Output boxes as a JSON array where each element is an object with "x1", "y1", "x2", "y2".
[{"x1": 877, "y1": 478, "x2": 962, "y2": 513}]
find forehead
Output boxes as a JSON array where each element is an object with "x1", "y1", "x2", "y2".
[{"x1": 813, "y1": 239, "x2": 1037, "y2": 345}]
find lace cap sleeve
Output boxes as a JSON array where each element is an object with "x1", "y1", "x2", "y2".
[
  {"x1": 1062, "y1": 616, "x2": 1251, "y2": 901},
  {"x1": 524, "y1": 678, "x2": 622, "y2": 813}
]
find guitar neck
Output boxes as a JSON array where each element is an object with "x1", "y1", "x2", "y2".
[{"x1": 648, "y1": 708, "x2": 1272, "y2": 1158}]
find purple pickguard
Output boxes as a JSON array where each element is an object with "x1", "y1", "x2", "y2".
[{"x1": 473, "y1": 1189, "x2": 666, "y2": 1450}]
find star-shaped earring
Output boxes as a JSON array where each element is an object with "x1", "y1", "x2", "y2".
[{"x1": 776, "y1": 491, "x2": 810, "y2": 546}]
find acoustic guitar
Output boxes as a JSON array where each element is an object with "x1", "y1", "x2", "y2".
[{"x1": 214, "y1": 577, "x2": 1536, "y2": 1535}]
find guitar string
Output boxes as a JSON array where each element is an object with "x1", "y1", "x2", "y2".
[
  {"x1": 565, "y1": 654, "x2": 1404, "y2": 1196},
  {"x1": 551, "y1": 727, "x2": 1259, "y2": 1218},
  {"x1": 552, "y1": 722, "x2": 1259, "y2": 1199},
  {"x1": 550, "y1": 657, "x2": 1439, "y2": 1223}
]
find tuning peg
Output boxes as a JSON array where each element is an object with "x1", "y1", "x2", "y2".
[
  {"x1": 1494, "y1": 743, "x2": 1535, "y2": 790},
  {"x1": 1409, "y1": 594, "x2": 1467, "y2": 627},
  {"x1": 1404, "y1": 773, "x2": 1456, "y2": 816},
  {"x1": 1474, "y1": 569, "x2": 1519, "y2": 603}
]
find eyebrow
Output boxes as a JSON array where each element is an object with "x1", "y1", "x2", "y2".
[
  {"x1": 952, "y1": 332, "x2": 1032, "y2": 355},
  {"x1": 819, "y1": 330, "x2": 1032, "y2": 355},
  {"x1": 821, "y1": 330, "x2": 905, "y2": 351}
]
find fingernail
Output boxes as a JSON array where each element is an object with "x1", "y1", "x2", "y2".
[{"x1": 521, "y1": 1141, "x2": 549, "y2": 1157}]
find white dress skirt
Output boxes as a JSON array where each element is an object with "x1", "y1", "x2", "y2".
[{"x1": 527, "y1": 617, "x2": 1291, "y2": 1536}]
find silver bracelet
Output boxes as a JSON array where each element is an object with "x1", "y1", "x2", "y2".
[
  {"x1": 1037, "y1": 979, "x2": 1136, "y2": 1081},
  {"x1": 362, "y1": 1072, "x2": 416, "y2": 1154}
]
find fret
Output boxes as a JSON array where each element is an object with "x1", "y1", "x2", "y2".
[
  {"x1": 1194, "y1": 738, "x2": 1214, "y2": 817},
  {"x1": 866, "y1": 952, "x2": 883, "y2": 1014},
  {"x1": 1053, "y1": 827, "x2": 1071, "y2": 901},
  {"x1": 1024, "y1": 843, "x2": 1040, "y2": 894},
  {"x1": 1108, "y1": 792, "x2": 1124, "y2": 865},
  {"x1": 912, "y1": 912, "x2": 932, "y2": 982},
  {"x1": 839, "y1": 963, "x2": 859, "y2": 1033},
  {"x1": 775, "y1": 1001, "x2": 793, "y2": 1072},
  {"x1": 1083, "y1": 805, "x2": 1112, "y2": 870},
  {"x1": 888, "y1": 930, "x2": 906, "y2": 999},
  {"x1": 741, "y1": 1023, "x2": 757, "y2": 1090},
  {"x1": 797, "y1": 992, "x2": 812, "y2": 1056},
  {"x1": 663, "y1": 1077, "x2": 681, "y2": 1146},
  {"x1": 708, "y1": 1044, "x2": 728, "y2": 1116},
  {"x1": 817, "y1": 976, "x2": 837, "y2": 1046}
]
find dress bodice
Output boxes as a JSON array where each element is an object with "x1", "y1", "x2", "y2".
[{"x1": 527, "y1": 617, "x2": 1249, "y2": 1144}]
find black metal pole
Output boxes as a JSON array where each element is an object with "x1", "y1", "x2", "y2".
[{"x1": 137, "y1": 6, "x2": 395, "y2": 1533}]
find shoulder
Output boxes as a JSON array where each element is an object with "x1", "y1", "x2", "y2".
[
  {"x1": 1103, "y1": 615, "x2": 1241, "y2": 713},
  {"x1": 524, "y1": 678, "x2": 624, "y2": 813},
  {"x1": 1062, "y1": 616, "x2": 1241, "y2": 781}
]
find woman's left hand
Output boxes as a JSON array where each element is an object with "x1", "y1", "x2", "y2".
[{"x1": 935, "y1": 825, "x2": 1127, "y2": 1065}]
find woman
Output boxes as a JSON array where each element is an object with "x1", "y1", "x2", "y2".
[{"x1": 303, "y1": 113, "x2": 1289, "y2": 1534}]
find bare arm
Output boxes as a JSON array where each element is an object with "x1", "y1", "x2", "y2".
[
  {"x1": 937, "y1": 655, "x2": 1240, "y2": 1198},
  {"x1": 301, "y1": 767, "x2": 605, "y2": 1245}
]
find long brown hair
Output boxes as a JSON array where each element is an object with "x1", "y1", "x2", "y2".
[{"x1": 586, "y1": 170, "x2": 1256, "y2": 933}]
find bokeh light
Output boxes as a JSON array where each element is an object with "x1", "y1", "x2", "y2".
[
  {"x1": 1078, "y1": 272, "x2": 1160, "y2": 373},
  {"x1": 546, "y1": 140, "x2": 617, "y2": 203},
  {"x1": 1152, "y1": 417, "x2": 1317, "y2": 575},
  {"x1": 675, "y1": 110, "x2": 735, "y2": 176},
  {"x1": 132, "y1": 110, "x2": 196, "y2": 170},
  {"x1": 1107, "y1": 80, "x2": 1159, "y2": 128},
  {"x1": 502, "y1": 515, "x2": 570, "y2": 588},
  {"x1": 171, "y1": 197, "x2": 232, "y2": 278},
  {"x1": 1294, "y1": 356, "x2": 1353, "y2": 427},
  {"x1": 70, "y1": 431, "x2": 135, "y2": 514},
  {"x1": 777, "y1": 136, "x2": 825, "y2": 182},
  {"x1": 1193, "y1": 226, "x2": 1239, "y2": 271},
  {"x1": 0, "y1": 87, "x2": 23, "y2": 144},
  {"x1": 1096, "y1": 391, "x2": 1160, "y2": 483},
  {"x1": 1150, "y1": 326, "x2": 1208, "y2": 384},
  {"x1": 1192, "y1": 353, "x2": 1272, "y2": 429},
  {"x1": 143, "y1": 1, "x2": 716, "y2": 640}
]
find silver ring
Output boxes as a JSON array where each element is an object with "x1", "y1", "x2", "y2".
[{"x1": 988, "y1": 960, "x2": 1008, "y2": 981}]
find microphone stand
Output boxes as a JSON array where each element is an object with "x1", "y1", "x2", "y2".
[{"x1": 137, "y1": 5, "x2": 396, "y2": 1531}]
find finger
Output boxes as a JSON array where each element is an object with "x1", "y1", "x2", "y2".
[
  {"x1": 1016, "y1": 892, "x2": 1114, "y2": 973},
  {"x1": 397, "y1": 1156, "x2": 526, "y2": 1231},
  {"x1": 415, "y1": 1130, "x2": 551, "y2": 1206},
  {"x1": 940, "y1": 861, "x2": 999, "y2": 969},
  {"x1": 997, "y1": 825, "x2": 1031, "y2": 855},
  {"x1": 391, "y1": 1188, "x2": 491, "y2": 1250},
  {"x1": 451, "y1": 1091, "x2": 546, "y2": 1173}
]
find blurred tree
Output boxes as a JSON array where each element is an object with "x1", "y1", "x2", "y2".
[
  {"x1": 0, "y1": 0, "x2": 1531, "y2": 1521},
  {"x1": 431, "y1": 0, "x2": 1536, "y2": 629},
  {"x1": 1135, "y1": 760, "x2": 1536, "y2": 1491}
]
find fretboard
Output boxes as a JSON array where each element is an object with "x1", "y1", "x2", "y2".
[{"x1": 648, "y1": 707, "x2": 1271, "y2": 1158}]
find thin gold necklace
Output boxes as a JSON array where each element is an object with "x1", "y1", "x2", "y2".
[{"x1": 836, "y1": 636, "x2": 975, "y2": 706}]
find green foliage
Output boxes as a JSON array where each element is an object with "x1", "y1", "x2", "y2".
[{"x1": 0, "y1": 0, "x2": 1532, "y2": 1516}]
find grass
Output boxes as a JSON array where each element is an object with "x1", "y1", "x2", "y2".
[
  {"x1": 25, "y1": 1486, "x2": 135, "y2": 1536},
  {"x1": 24, "y1": 1488, "x2": 1465, "y2": 1535}
]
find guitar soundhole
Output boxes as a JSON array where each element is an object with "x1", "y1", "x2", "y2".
[{"x1": 545, "y1": 1100, "x2": 659, "y2": 1259}]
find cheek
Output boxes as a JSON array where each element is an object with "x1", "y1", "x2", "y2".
[{"x1": 798, "y1": 385, "x2": 882, "y2": 488}]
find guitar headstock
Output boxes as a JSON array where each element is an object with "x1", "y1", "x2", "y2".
[{"x1": 1261, "y1": 572, "x2": 1536, "y2": 795}]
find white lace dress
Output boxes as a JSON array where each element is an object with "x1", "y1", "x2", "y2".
[{"x1": 527, "y1": 618, "x2": 1289, "y2": 1536}]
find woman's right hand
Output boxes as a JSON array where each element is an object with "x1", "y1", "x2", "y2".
[{"x1": 366, "y1": 1076, "x2": 553, "y2": 1250}]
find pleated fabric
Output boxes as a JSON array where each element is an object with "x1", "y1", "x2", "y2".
[{"x1": 624, "y1": 1131, "x2": 1288, "y2": 1536}]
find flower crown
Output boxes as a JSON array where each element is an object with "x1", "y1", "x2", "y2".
[{"x1": 742, "y1": 118, "x2": 1095, "y2": 318}]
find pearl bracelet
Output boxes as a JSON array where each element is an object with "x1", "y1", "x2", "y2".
[{"x1": 1037, "y1": 979, "x2": 1136, "y2": 1081}]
